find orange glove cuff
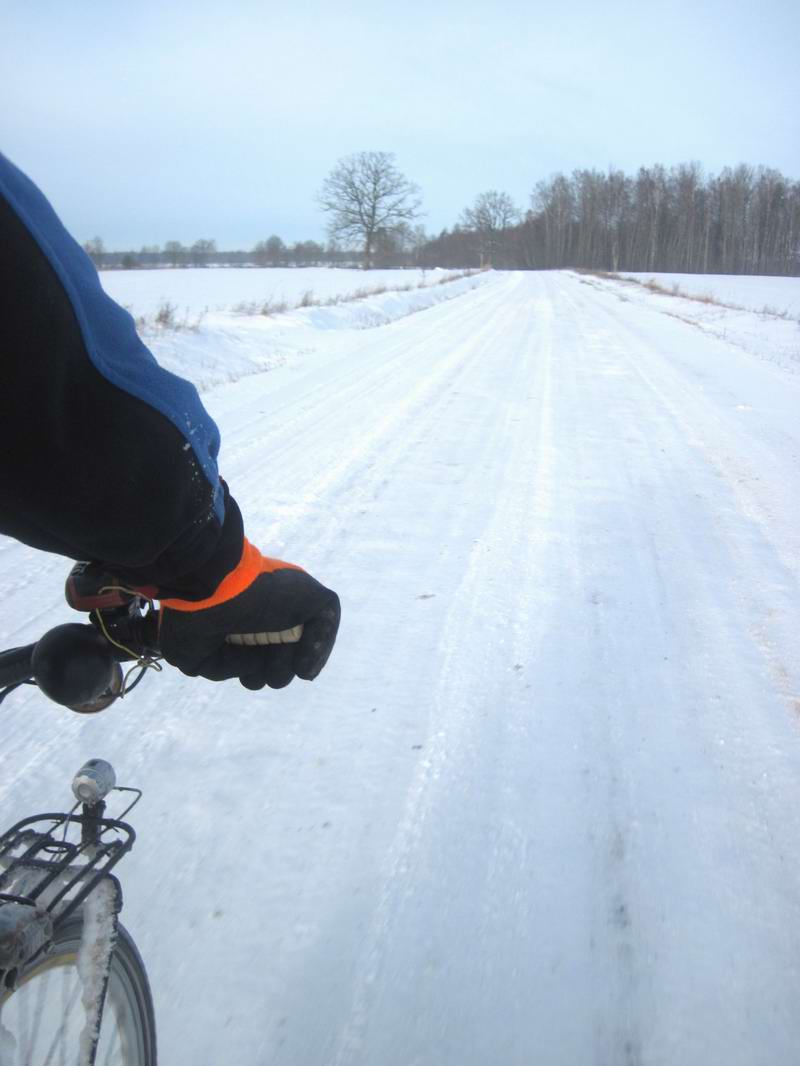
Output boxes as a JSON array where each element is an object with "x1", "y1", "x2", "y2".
[{"x1": 161, "y1": 539, "x2": 304, "y2": 613}]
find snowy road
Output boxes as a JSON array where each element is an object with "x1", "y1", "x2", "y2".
[{"x1": 2, "y1": 271, "x2": 799, "y2": 1064}]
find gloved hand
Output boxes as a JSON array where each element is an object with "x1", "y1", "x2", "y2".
[{"x1": 158, "y1": 539, "x2": 340, "y2": 689}]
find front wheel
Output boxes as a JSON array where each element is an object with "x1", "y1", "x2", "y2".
[{"x1": 0, "y1": 916, "x2": 156, "y2": 1065}]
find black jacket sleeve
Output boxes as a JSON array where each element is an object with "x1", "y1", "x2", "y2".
[{"x1": 0, "y1": 155, "x2": 243, "y2": 600}]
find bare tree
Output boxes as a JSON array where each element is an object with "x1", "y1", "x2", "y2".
[
  {"x1": 190, "y1": 239, "x2": 216, "y2": 267},
  {"x1": 266, "y1": 234, "x2": 287, "y2": 266},
  {"x1": 290, "y1": 240, "x2": 324, "y2": 267},
  {"x1": 82, "y1": 236, "x2": 106, "y2": 269},
  {"x1": 460, "y1": 190, "x2": 520, "y2": 267},
  {"x1": 532, "y1": 175, "x2": 575, "y2": 267},
  {"x1": 164, "y1": 240, "x2": 187, "y2": 267},
  {"x1": 253, "y1": 235, "x2": 287, "y2": 267},
  {"x1": 318, "y1": 151, "x2": 422, "y2": 268}
]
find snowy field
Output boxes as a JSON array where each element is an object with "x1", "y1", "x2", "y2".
[
  {"x1": 621, "y1": 271, "x2": 800, "y2": 317},
  {"x1": 100, "y1": 266, "x2": 460, "y2": 319},
  {"x1": 1, "y1": 270, "x2": 799, "y2": 1065},
  {"x1": 581, "y1": 270, "x2": 800, "y2": 377}
]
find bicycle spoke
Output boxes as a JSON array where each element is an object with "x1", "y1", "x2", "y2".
[
  {"x1": 30, "y1": 962, "x2": 50, "y2": 1065},
  {"x1": 40, "y1": 965, "x2": 81, "y2": 1066},
  {"x1": 100, "y1": 1014, "x2": 122, "y2": 1065}
]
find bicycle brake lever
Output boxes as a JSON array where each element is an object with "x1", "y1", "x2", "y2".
[{"x1": 66, "y1": 562, "x2": 158, "y2": 612}]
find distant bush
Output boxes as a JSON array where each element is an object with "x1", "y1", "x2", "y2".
[
  {"x1": 232, "y1": 298, "x2": 289, "y2": 317},
  {"x1": 138, "y1": 300, "x2": 206, "y2": 332},
  {"x1": 155, "y1": 301, "x2": 178, "y2": 327}
]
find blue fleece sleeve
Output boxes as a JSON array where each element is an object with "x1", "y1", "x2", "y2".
[{"x1": 0, "y1": 152, "x2": 223, "y2": 523}]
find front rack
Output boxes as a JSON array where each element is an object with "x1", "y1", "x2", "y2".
[
  {"x1": 0, "y1": 810, "x2": 135, "y2": 921},
  {"x1": 0, "y1": 809, "x2": 135, "y2": 984}
]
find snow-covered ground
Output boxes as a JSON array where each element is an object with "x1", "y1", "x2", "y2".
[
  {"x1": 100, "y1": 266, "x2": 461, "y2": 319},
  {"x1": 621, "y1": 272, "x2": 800, "y2": 317},
  {"x1": 1, "y1": 271, "x2": 799, "y2": 1065},
  {"x1": 580, "y1": 271, "x2": 800, "y2": 377},
  {"x1": 129, "y1": 270, "x2": 491, "y2": 394}
]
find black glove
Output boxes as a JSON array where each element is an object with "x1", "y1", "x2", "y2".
[{"x1": 158, "y1": 540, "x2": 340, "y2": 689}]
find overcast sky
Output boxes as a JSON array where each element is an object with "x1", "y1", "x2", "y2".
[{"x1": 2, "y1": 0, "x2": 798, "y2": 248}]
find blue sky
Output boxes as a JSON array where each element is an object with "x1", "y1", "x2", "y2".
[{"x1": 2, "y1": 0, "x2": 798, "y2": 248}]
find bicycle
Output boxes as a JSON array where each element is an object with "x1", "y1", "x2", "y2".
[
  {"x1": 0, "y1": 564, "x2": 162, "y2": 1065},
  {"x1": 0, "y1": 758, "x2": 156, "y2": 1065},
  {"x1": 0, "y1": 562, "x2": 302, "y2": 1064}
]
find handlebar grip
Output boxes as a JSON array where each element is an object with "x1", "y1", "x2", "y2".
[
  {"x1": 225, "y1": 625, "x2": 304, "y2": 647},
  {"x1": 0, "y1": 643, "x2": 36, "y2": 688}
]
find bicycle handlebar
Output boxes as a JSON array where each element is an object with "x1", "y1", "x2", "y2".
[
  {"x1": 0, "y1": 560, "x2": 306, "y2": 713},
  {"x1": 0, "y1": 643, "x2": 38, "y2": 690}
]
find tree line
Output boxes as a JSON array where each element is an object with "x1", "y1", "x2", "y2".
[
  {"x1": 83, "y1": 235, "x2": 356, "y2": 270},
  {"x1": 85, "y1": 156, "x2": 800, "y2": 276},
  {"x1": 428, "y1": 164, "x2": 800, "y2": 275}
]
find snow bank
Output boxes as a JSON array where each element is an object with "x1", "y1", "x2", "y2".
[
  {"x1": 100, "y1": 266, "x2": 462, "y2": 319},
  {"x1": 621, "y1": 272, "x2": 800, "y2": 317},
  {"x1": 143, "y1": 271, "x2": 495, "y2": 393},
  {"x1": 579, "y1": 272, "x2": 800, "y2": 375}
]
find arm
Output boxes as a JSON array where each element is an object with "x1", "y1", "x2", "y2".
[
  {"x1": 0, "y1": 152, "x2": 237, "y2": 597},
  {"x1": 0, "y1": 154, "x2": 339, "y2": 686}
]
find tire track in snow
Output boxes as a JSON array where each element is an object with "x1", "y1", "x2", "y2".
[
  {"x1": 546, "y1": 272, "x2": 800, "y2": 1065},
  {"x1": 216, "y1": 274, "x2": 525, "y2": 557},
  {"x1": 328, "y1": 286, "x2": 561, "y2": 1066}
]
